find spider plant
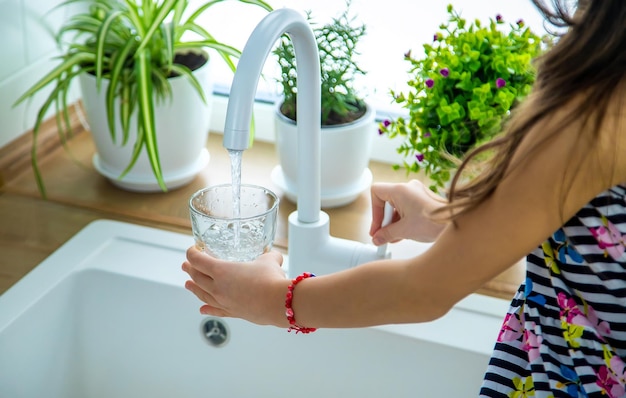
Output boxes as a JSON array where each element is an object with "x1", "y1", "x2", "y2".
[{"x1": 14, "y1": 0, "x2": 273, "y2": 197}]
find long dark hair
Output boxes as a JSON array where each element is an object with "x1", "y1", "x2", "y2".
[{"x1": 440, "y1": 0, "x2": 626, "y2": 220}]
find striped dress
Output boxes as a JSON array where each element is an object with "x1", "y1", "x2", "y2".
[{"x1": 480, "y1": 185, "x2": 626, "y2": 397}]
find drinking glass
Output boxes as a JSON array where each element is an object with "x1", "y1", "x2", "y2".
[{"x1": 189, "y1": 184, "x2": 279, "y2": 262}]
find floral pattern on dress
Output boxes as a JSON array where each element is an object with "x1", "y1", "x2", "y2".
[
  {"x1": 522, "y1": 328, "x2": 542, "y2": 362},
  {"x1": 553, "y1": 229, "x2": 584, "y2": 264},
  {"x1": 557, "y1": 292, "x2": 611, "y2": 341},
  {"x1": 556, "y1": 290, "x2": 619, "y2": 395},
  {"x1": 481, "y1": 187, "x2": 626, "y2": 398},
  {"x1": 525, "y1": 278, "x2": 546, "y2": 306},
  {"x1": 543, "y1": 241, "x2": 561, "y2": 274},
  {"x1": 498, "y1": 310, "x2": 524, "y2": 343},
  {"x1": 590, "y1": 216, "x2": 626, "y2": 260},
  {"x1": 509, "y1": 376, "x2": 535, "y2": 398},
  {"x1": 596, "y1": 347, "x2": 626, "y2": 397},
  {"x1": 556, "y1": 365, "x2": 589, "y2": 398}
]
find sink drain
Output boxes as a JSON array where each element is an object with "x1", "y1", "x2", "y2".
[{"x1": 200, "y1": 317, "x2": 230, "y2": 347}]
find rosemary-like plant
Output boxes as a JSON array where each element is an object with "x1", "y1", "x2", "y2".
[{"x1": 273, "y1": 1, "x2": 367, "y2": 125}]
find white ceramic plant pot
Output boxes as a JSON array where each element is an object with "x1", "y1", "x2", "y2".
[
  {"x1": 79, "y1": 55, "x2": 213, "y2": 192},
  {"x1": 271, "y1": 102, "x2": 375, "y2": 208}
]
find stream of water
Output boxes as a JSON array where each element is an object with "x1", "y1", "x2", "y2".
[{"x1": 228, "y1": 150, "x2": 243, "y2": 248}]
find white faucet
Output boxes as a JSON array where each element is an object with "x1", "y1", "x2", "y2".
[{"x1": 223, "y1": 8, "x2": 389, "y2": 277}]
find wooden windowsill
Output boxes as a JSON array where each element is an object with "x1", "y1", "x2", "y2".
[{"x1": 0, "y1": 105, "x2": 524, "y2": 298}]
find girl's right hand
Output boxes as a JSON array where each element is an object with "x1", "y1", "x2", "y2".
[{"x1": 369, "y1": 180, "x2": 448, "y2": 245}]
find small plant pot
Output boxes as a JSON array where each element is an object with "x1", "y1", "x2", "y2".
[{"x1": 271, "y1": 102, "x2": 375, "y2": 208}]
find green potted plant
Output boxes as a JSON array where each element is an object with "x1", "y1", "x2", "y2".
[
  {"x1": 14, "y1": 0, "x2": 272, "y2": 196},
  {"x1": 378, "y1": 4, "x2": 547, "y2": 191},
  {"x1": 271, "y1": 1, "x2": 375, "y2": 208}
]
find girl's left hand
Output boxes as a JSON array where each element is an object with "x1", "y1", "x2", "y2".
[{"x1": 182, "y1": 246, "x2": 290, "y2": 327}]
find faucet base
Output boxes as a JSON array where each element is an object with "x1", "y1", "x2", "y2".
[{"x1": 286, "y1": 211, "x2": 389, "y2": 278}]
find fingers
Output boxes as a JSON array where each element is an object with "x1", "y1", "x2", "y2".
[
  {"x1": 370, "y1": 183, "x2": 394, "y2": 236},
  {"x1": 372, "y1": 223, "x2": 403, "y2": 246},
  {"x1": 186, "y1": 245, "x2": 224, "y2": 278},
  {"x1": 183, "y1": 246, "x2": 286, "y2": 324},
  {"x1": 183, "y1": 248, "x2": 223, "y2": 311},
  {"x1": 182, "y1": 260, "x2": 214, "y2": 286},
  {"x1": 187, "y1": 245, "x2": 209, "y2": 266},
  {"x1": 184, "y1": 279, "x2": 221, "y2": 309},
  {"x1": 199, "y1": 304, "x2": 229, "y2": 317}
]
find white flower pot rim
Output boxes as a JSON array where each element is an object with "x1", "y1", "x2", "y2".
[{"x1": 274, "y1": 100, "x2": 375, "y2": 130}]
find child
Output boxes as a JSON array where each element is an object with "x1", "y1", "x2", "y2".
[{"x1": 182, "y1": 1, "x2": 626, "y2": 395}]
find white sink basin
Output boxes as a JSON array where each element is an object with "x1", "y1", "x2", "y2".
[{"x1": 0, "y1": 220, "x2": 509, "y2": 397}]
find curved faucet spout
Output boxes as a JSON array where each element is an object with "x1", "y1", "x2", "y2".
[
  {"x1": 223, "y1": 8, "x2": 391, "y2": 277},
  {"x1": 223, "y1": 9, "x2": 321, "y2": 223}
]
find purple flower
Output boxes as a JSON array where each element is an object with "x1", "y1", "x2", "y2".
[
  {"x1": 496, "y1": 14, "x2": 503, "y2": 23},
  {"x1": 423, "y1": 132, "x2": 432, "y2": 138},
  {"x1": 416, "y1": 153, "x2": 425, "y2": 162},
  {"x1": 378, "y1": 120, "x2": 391, "y2": 135},
  {"x1": 439, "y1": 68, "x2": 449, "y2": 78},
  {"x1": 496, "y1": 78, "x2": 506, "y2": 89},
  {"x1": 433, "y1": 33, "x2": 440, "y2": 42},
  {"x1": 425, "y1": 79, "x2": 435, "y2": 88},
  {"x1": 517, "y1": 19, "x2": 525, "y2": 27}
]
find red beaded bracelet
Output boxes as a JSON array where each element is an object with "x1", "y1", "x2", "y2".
[{"x1": 285, "y1": 272, "x2": 317, "y2": 334}]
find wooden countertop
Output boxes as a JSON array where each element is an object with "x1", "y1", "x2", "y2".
[{"x1": 0, "y1": 106, "x2": 524, "y2": 299}]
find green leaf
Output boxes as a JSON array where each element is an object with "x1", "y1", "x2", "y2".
[
  {"x1": 239, "y1": 0, "x2": 273, "y2": 12},
  {"x1": 122, "y1": 0, "x2": 144, "y2": 36},
  {"x1": 120, "y1": 77, "x2": 132, "y2": 146},
  {"x1": 55, "y1": 78, "x2": 73, "y2": 147},
  {"x1": 151, "y1": 68, "x2": 172, "y2": 103},
  {"x1": 14, "y1": 52, "x2": 95, "y2": 106},
  {"x1": 95, "y1": 10, "x2": 124, "y2": 90},
  {"x1": 161, "y1": 20, "x2": 175, "y2": 72},
  {"x1": 171, "y1": 0, "x2": 187, "y2": 31},
  {"x1": 58, "y1": 15, "x2": 103, "y2": 38},
  {"x1": 135, "y1": 0, "x2": 178, "y2": 54},
  {"x1": 141, "y1": 0, "x2": 155, "y2": 21},
  {"x1": 28, "y1": 69, "x2": 81, "y2": 198},
  {"x1": 119, "y1": 118, "x2": 145, "y2": 179},
  {"x1": 106, "y1": 37, "x2": 137, "y2": 143},
  {"x1": 133, "y1": 49, "x2": 166, "y2": 191}
]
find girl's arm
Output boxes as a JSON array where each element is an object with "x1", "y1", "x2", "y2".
[{"x1": 183, "y1": 96, "x2": 626, "y2": 329}]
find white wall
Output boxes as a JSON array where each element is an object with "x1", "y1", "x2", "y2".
[{"x1": 0, "y1": 0, "x2": 85, "y2": 148}]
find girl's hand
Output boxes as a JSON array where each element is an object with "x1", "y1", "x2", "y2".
[
  {"x1": 182, "y1": 247, "x2": 290, "y2": 327},
  {"x1": 370, "y1": 179, "x2": 448, "y2": 245}
]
